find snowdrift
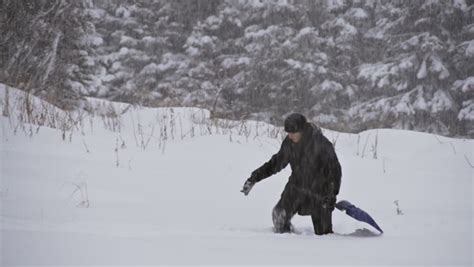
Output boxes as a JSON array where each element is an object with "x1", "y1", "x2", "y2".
[{"x1": 1, "y1": 84, "x2": 472, "y2": 266}]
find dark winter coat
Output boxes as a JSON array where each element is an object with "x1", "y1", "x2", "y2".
[{"x1": 249, "y1": 123, "x2": 342, "y2": 215}]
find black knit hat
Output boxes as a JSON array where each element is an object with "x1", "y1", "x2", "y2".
[{"x1": 284, "y1": 113, "x2": 307, "y2": 133}]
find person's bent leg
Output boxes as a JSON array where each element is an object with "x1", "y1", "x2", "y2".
[{"x1": 272, "y1": 199, "x2": 295, "y2": 233}]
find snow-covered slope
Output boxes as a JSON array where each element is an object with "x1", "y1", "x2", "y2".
[{"x1": 1, "y1": 85, "x2": 472, "y2": 266}]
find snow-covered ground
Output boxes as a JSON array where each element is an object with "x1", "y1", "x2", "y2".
[{"x1": 1, "y1": 84, "x2": 473, "y2": 266}]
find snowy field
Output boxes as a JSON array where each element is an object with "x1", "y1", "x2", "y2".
[{"x1": 1, "y1": 84, "x2": 473, "y2": 266}]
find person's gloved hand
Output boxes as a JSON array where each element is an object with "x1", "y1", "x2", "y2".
[
  {"x1": 323, "y1": 194, "x2": 336, "y2": 211},
  {"x1": 240, "y1": 178, "x2": 255, "y2": 196}
]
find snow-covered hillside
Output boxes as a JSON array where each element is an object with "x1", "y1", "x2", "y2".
[{"x1": 1, "y1": 84, "x2": 473, "y2": 266}]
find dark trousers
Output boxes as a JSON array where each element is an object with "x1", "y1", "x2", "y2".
[{"x1": 272, "y1": 188, "x2": 333, "y2": 235}]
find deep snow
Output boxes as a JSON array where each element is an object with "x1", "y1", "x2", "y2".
[{"x1": 1, "y1": 84, "x2": 472, "y2": 266}]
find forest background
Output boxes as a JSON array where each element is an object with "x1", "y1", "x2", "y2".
[{"x1": 1, "y1": 0, "x2": 473, "y2": 137}]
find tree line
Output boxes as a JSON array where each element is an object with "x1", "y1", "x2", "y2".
[{"x1": 1, "y1": 0, "x2": 473, "y2": 137}]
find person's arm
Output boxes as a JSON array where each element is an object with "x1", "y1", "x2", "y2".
[
  {"x1": 325, "y1": 137, "x2": 342, "y2": 196},
  {"x1": 322, "y1": 137, "x2": 342, "y2": 210},
  {"x1": 249, "y1": 138, "x2": 291, "y2": 183},
  {"x1": 241, "y1": 138, "x2": 290, "y2": 195},
  {"x1": 332, "y1": 158, "x2": 342, "y2": 196}
]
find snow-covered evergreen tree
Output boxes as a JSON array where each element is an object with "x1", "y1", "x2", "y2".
[
  {"x1": 1, "y1": 0, "x2": 472, "y2": 137},
  {"x1": 0, "y1": 0, "x2": 101, "y2": 109},
  {"x1": 352, "y1": 0, "x2": 469, "y2": 135}
]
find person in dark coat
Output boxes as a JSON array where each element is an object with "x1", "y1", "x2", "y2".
[{"x1": 241, "y1": 113, "x2": 342, "y2": 235}]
